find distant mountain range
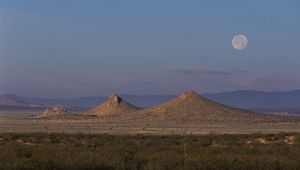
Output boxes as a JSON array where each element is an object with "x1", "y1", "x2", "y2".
[
  {"x1": 0, "y1": 95, "x2": 36, "y2": 107},
  {"x1": 1, "y1": 90, "x2": 300, "y2": 110},
  {"x1": 203, "y1": 90, "x2": 300, "y2": 109},
  {"x1": 0, "y1": 93, "x2": 175, "y2": 109}
]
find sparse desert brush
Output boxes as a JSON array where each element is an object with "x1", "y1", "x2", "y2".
[{"x1": 0, "y1": 133, "x2": 299, "y2": 170}]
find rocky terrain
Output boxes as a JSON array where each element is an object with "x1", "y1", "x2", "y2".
[
  {"x1": 81, "y1": 93, "x2": 140, "y2": 116},
  {"x1": 37, "y1": 106, "x2": 77, "y2": 118},
  {"x1": 99, "y1": 91, "x2": 295, "y2": 125}
]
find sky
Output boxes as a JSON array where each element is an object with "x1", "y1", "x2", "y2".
[{"x1": 0, "y1": 0, "x2": 300, "y2": 98}]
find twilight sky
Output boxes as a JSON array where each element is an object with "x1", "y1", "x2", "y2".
[{"x1": 0, "y1": 0, "x2": 300, "y2": 98}]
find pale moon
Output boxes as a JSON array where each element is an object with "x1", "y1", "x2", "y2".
[{"x1": 232, "y1": 34, "x2": 248, "y2": 50}]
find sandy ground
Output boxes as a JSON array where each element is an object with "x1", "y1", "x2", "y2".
[{"x1": 1, "y1": 115, "x2": 300, "y2": 135}]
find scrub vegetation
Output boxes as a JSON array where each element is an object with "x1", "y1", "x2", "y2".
[{"x1": 0, "y1": 133, "x2": 299, "y2": 170}]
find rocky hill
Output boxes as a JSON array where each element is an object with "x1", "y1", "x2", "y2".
[
  {"x1": 81, "y1": 93, "x2": 140, "y2": 116},
  {"x1": 109, "y1": 91, "x2": 293, "y2": 125}
]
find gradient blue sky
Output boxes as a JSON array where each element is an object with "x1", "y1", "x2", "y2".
[{"x1": 0, "y1": 0, "x2": 300, "y2": 98}]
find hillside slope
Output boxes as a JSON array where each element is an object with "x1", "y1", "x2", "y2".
[{"x1": 81, "y1": 93, "x2": 140, "y2": 116}]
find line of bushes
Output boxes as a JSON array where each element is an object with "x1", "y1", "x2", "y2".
[{"x1": 0, "y1": 133, "x2": 299, "y2": 170}]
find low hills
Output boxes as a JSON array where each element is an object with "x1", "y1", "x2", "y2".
[
  {"x1": 3, "y1": 91, "x2": 298, "y2": 126},
  {"x1": 2, "y1": 90, "x2": 300, "y2": 134},
  {"x1": 110, "y1": 91, "x2": 292, "y2": 125},
  {"x1": 81, "y1": 93, "x2": 140, "y2": 116}
]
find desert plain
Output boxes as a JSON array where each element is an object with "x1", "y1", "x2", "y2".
[{"x1": 1, "y1": 91, "x2": 300, "y2": 135}]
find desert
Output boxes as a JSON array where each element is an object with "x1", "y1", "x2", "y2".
[{"x1": 1, "y1": 91, "x2": 300, "y2": 135}]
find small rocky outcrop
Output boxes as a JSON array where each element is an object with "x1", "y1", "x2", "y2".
[{"x1": 38, "y1": 106, "x2": 74, "y2": 118}]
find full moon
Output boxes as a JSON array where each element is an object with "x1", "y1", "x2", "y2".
[{"x1": 232, "y1": 34, "x2": 248, "y2": 50}]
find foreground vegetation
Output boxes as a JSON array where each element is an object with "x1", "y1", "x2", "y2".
[{"x1": 0, "y1": 133, "x2": 299, "y2": 170}]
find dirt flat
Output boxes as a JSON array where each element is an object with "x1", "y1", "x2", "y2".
[{"x1": 1, "y1": 116, "x2": 300, "y2": 135}]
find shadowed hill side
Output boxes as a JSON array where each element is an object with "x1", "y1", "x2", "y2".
[
  {"x1": 81, "y1": 93, "x2": 140, "y2": 116},
  {"x1": 114, "y1": 91, "x2": 294, "y2": 125}
]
